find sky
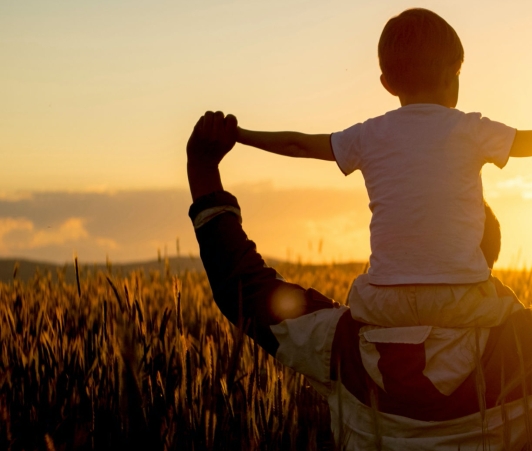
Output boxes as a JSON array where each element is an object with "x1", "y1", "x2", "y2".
[{"x1": 2, "y1": 0, "x2": 532, "y2": 268}]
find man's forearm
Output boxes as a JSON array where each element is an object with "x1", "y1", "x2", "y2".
[{"x1": 187, "y1": 162, "x2": 223, "y2": 202}]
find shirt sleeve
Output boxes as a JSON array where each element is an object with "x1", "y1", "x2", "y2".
[
  {"x1": 472, "y1": 114, "x2": 516, "y2": 169},
  {"x1": 271, "y1": 305, "x2": 348, "y2": 396},
  {"x1": 330, "y1": 122, "x2": 364, "y2": 175}
]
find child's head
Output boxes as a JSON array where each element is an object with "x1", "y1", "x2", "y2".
[{"x1": 378, "y1": 9, "x2": 464, "y2": 98}]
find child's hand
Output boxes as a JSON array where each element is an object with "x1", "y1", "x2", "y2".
[{"x1": 187, "y1": 111, "x2": 238, "y2": 168}]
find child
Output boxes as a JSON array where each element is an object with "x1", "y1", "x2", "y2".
[{"x1": 236, "y1": 8, "x2": 531, "y2": 328}]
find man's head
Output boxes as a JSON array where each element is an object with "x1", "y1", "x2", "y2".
[{"x1": 378, "y1": 9, "x2": 464, "y2": 99}]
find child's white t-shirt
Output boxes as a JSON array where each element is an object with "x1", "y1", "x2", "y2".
[{"x1": 331, "y1": 104, "x2": 516, "y2": 285}]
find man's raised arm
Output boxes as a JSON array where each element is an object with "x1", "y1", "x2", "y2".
[{"x1": 186, "y1": 111, "x2": 339, "y2": 356}]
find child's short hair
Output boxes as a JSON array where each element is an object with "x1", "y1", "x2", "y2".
[{"x1": 378, "y1": 9, "x2": 464, "y2": 95}]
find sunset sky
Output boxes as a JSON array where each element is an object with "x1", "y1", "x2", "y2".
[{"x1": 2, "y1": 0, "x2": 532, "y2": 268}]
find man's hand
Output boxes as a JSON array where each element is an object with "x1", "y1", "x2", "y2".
[
  {"x1": 187, "y1": 111, "x2": 237, "y2": 201},
  {"x1": 187, "y1": 111, "x2": 238, "y2": 168}
]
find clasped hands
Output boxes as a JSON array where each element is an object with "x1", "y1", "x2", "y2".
[
  {"x1": 187, "y1": 111, "x2": 238, "y2": 201},
  {"x1": 187, "y1": 111, "x2": 238, "y2": 168}
]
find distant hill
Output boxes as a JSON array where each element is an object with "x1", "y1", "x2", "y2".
[
  {"x1": 0, "y1": 257, "x2": 367, "y2": 284},
  {"x1": 0, "y1": 256, "x2": 205, "y2": 283}
]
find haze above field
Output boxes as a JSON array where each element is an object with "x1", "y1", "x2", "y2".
[{"x1": 2, "y1": 0, "x2": 532, "y2": 267}]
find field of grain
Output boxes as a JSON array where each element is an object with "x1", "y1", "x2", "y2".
[{"x1": 0, "y1": 261, "x2": 531, "y2": 451}]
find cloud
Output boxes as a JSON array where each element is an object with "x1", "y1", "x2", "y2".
[
  {"x1": 496, "y1": 176, "x2": 532, "y2": 189},
  {"x1": 494, "y1": 176, "x2": 532, "y2": 200},
  {"x1": 0, "y1": 218, "x2": 33, "y2": 253},
  {"x1": 232, "y1": 183, "x2": 371, "y2": 263},
  {"x1": 1, "y1": 184, "x2": 532, "y2": 268},
  {"x1": 0, "y1": 192, "x2": 34, "y2": 202},
  {"x1": 0, "y1": 216, "x2": 118, "y2": 257},
  {"x1": 30, "y1": 218, "x2": 89, "y2": 247},
  {"x1": 0, "y1": 186, "x2": 371, "y2": 265}
]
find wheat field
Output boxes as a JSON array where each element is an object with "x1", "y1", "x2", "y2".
[{"x1": 0, "y1": 261, "x2": 531, "y2": 450}]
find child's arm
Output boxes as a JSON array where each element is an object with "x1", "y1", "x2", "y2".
[
  {"x1": 237, "y1": 127, "x2": 335, "y2": 161},
  {"x1": 509, "y1": 130, "x2": 532, "y2": 157}
]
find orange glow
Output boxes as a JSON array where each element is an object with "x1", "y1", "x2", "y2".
[{"x1": 2, "y1": 2, "x2": 532, "y2": 267}]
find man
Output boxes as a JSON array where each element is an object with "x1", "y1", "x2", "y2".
[{"x1": 187, "y1": 111, "x2": 532, "y2": 450}]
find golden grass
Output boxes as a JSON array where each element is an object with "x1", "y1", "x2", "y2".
[{"x1": 0, "y1": 262, "x2": 531, "y2": 450}]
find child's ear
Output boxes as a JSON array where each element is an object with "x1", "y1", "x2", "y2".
[
  {"x1": 380, "y1": 74, "x2": 398, "y2": 96},
  {"x1": 443, "y1": 60, "x2": 462, "y2": 87},
  {"x1": 452, "y1": 59, "x2": 462, "y2": 76}
]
